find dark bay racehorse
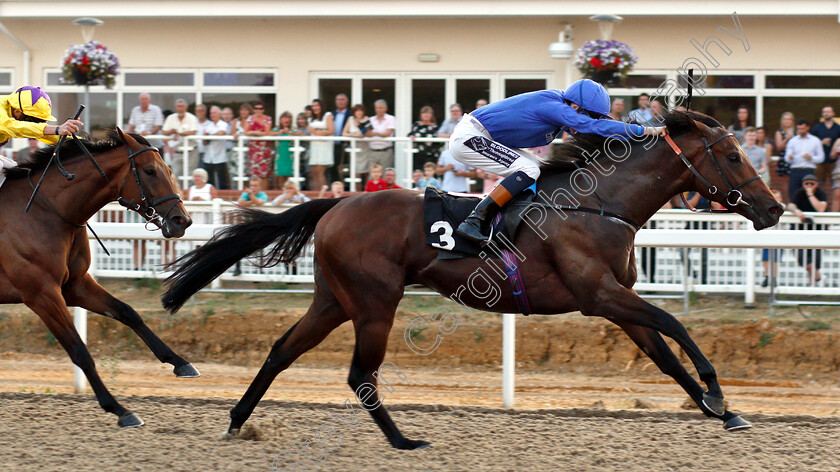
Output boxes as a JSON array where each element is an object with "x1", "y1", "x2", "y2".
[
  {"x1": 2, "y1": 130, "x2": 196, "y2": 427},
  {"x1": 163, "y1": 111, "x2": 783, "y2": 449}
]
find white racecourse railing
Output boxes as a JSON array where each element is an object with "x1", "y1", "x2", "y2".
[
  {"x1": 145, "y1": 134, "x2": 451, "y2": 191},
  {"x1": 89, "y1": 203, "x2": 840, "y2": 301}
]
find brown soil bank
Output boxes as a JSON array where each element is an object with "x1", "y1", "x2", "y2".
[{"x1": 2, "y1": 306, "x2": 838, "y2": 382}]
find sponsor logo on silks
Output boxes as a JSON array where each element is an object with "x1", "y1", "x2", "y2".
[{"x1": 465, "y1": 136, "x2": 518, "y2": 167}]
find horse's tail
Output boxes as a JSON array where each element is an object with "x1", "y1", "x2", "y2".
[{"x1": 162, "y1": 198, "x2": 343, "y2": 313}]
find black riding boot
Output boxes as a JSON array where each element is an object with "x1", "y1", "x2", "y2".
[
  {"x1": 456, "y1": 171, "x2": 535, "y2": 244},
  {"x1": 456, "y1": 195, "x2": 499, "y2": 243}
]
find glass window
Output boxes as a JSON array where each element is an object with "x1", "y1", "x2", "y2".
[
  {"x1": 504, "y1": 79, "x2": 546, "y2": 98},
  {"x1": 763, "y1": 97, "x2": 836, "y2": 134},
  {"x1": 689, "y1": 97, "x2": 756, "y2": 129},
  {"x1": 456, "y1": 79, "x2": 489, "y2": 114},
  {"x1": 318, "y1": 79, "x2": 352, "y2": 113},
  {"x1": 623, "y1": 74, "x2": 667, "y2": 89},
  {"x1": 47, "y1": 72, "x2": 64, "y2": 87},
  {"x1": 124, "y1": 72, "x2": 194, "y2": 87},
  {"x1": 50, "y1": 92, "x2": 117, "y2": 139},
  {"x1": 0, "y1": 72, "x2": 12, "y2": 88},
  {"x1": 204, "y1": 72, "x2": 273, "y2": 87},
  {"x1": 200, "y1": 93, "x2": 275, "y2": 122},
  {"x1": 362, "y1": 79, "x2": 395, "y2": 119},
  {"x1": 766, "y1": 75, "x2": 840, "y2": 89},
  {"x1": 677, "y1": 74, "x2": 754, "y2": 89},
  {"x1": 411, "y1": 79, "x2": 445, "y2": 125},
  {"x1": 122, "y1": 93, "x2": 197, "y2": 123}
]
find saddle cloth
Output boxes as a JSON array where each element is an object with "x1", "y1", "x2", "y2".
[{"x1": 422, "y1": 187, "x2": 532, "y2": 260}]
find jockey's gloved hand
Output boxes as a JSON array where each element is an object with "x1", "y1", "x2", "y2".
[
  {"x1": 58, "y1": 119, "x2": 84, "y2": 136},
  {"x1": 643, "y1": 126, "x2": 668, "y2": 137}
]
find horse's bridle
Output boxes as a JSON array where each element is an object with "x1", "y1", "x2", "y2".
[
  {"x1": 28, "y1": 137, "x2": 182, "y2": 232},
  {"x1": 664, "y1": 132, "x2": 761, "y2": 213},
  {"x1": 116, "y1": 145, "x2": 182, "y2": 231}
]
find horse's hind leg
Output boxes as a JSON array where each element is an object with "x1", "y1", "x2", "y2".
[
  {"x1": 24, "y1": 287, "x2": 141, "y2": 427},
  {"x1": 226, "y1": 282, "x2": 350, "y2": 436},
  {"x1": 615, "y1": 322, "x2": 751, "y2": 431},
  {"x1": 347, "y1": 313, "x2": 431, "y2": 450},
  {"x1": 62, "y1": 274, "x2": 199, "y2": 378}
]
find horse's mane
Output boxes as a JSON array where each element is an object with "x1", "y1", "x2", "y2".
[
  {"x1": 7, "y1": 130, "x2": 151, "y2": 180},
  {"x1": 541, "y1": 111, "x2": 724, "y2": 173}
]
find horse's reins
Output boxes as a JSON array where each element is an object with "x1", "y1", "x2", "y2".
[
  {"x1": 663, "y1": 133, "x2": 760, "y2": 213},
  {"x1": 23, "y1": 106, "x2": 181, "y2": 254}
]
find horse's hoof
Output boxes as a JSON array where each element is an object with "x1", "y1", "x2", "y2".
[
  {"x1": 221, "y1": 428, "x2": 240, "y2": 440},
  {"x1": 394, "y1": 439, "x2": 432, "y2": 450},
  {"x1": 174, "y1": 363, "x2": 201, "y2": 378},
  {"x1": 702, "y1": 393, "x2": 726, "y2": 416},
  {"x1": 118, "y1": 412, "x2": 144, "y2": 428},
  {"x1": 724, "y1": 415, "x2": 752, "y2": 431}
]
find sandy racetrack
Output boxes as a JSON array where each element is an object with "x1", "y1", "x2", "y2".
[{"x1": 1, "y1": 392, "x2": 839, "y2": 472}]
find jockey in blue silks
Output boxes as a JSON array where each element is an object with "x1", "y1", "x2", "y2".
[{"x1": 449, "y1": 79, "x2": 667, "y2": 243}]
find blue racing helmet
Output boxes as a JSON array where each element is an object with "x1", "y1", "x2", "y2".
[{"x1": 564, "y1": 79, "x2": 611, "y2": 119}]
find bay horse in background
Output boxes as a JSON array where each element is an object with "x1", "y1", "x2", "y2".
[
  {"x1": 2, "y1": 129, "x2": 195, "y2": 428},
  {"x1": 163, "y1": 111, "x2": 783, "y2": 449}
]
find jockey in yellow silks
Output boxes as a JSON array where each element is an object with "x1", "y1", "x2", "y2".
[{"x1": 0, "y1": 86, "x2": 83, "y2": 148}]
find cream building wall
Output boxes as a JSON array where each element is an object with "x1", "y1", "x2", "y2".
[{"x1": 0, "y1": 14, "x2": 837, "y2": 109}]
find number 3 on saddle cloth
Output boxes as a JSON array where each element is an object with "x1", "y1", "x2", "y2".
[{"x1": 423, "y1": 187, "x2": 533, "y2": 315}]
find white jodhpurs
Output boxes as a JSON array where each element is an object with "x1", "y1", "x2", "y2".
[{"x1": 449, "y1": 114, "x2": 541, "y2": 181}]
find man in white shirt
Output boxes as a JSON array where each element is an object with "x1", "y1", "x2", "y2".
[
  {"x1": 785, "y1": 118, "x2": 825, "y2": 200},
  {"x1": 365, "y1": 99, "x2": 396, "y2": 168},
  {"x1": 436, "y1": 149, "x2": 475, "y2": 193},
  {"x1": 126, "y1": 92, "x2": 164, "y2": 149},
  {"x1": 203, "y1": 106, "x2": 230, "y2": 189},
  {"x1": 194, "y1": 103, "x2": 215, "y2": 169},
  {"x1": 162, "y1": 98, "x2": 199, "y2": 179}
]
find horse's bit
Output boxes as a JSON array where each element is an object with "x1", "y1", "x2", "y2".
[
  {"x1": 664, "y1": 133, "x2": 761, "y2": 213},
  {"x1": 116, "y1": 145, "x2": 182, "y2": 231}
]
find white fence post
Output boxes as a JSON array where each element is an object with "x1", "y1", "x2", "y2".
[
  {"x1": 73, "y1": 307, "x2": 87, "y2": 394},
  {"x1": 75, "y1": 211, "x2": 100, "y2": 394},
  {"x1": 744, "y1": 247, "x2": 756, "y2": 306},
  {"x1": 237, "y1": 136, "x2": 246, "y2": 190},
  {"x1": 502, "y1": 313, "x2": 515, "y2": 408}
]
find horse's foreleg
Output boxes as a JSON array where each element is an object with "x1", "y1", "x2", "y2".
[
  {"x1": 62, "y1": 274, "x2": 199, "y2": 378},
  {"x1": 24, "y1": 287, "x2": 142, "y2": 428},
  {"x1": 615, "y1": 322, "x2": 751, "y2": 431},
  {"x1": 227, "y1": 292, "x2": 348, "y2": 436},
  {"x1": 584, "y1": 285, "x2": 725, "y2": 416},
  {"x1": 347, "y1": 318, "x2": 431, "y2": 450}
]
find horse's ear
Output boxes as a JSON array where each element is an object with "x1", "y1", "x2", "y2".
[{"x1": 116, "y1": 127, "x2": 138, "y2": 148}]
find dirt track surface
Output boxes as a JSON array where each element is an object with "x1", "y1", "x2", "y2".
[{"x1": 1, "y1": 392, "x2": 839, "y2": 472}]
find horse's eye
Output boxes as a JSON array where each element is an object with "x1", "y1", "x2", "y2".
[
  {"x1": 144, "y1": 167, "x2": 156, "y2": 176},
  {"x1": 728, "y1": 153, "x2": 739, "y2": 162}
]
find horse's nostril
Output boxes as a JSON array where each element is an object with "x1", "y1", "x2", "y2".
[{"x1": 769, "y1": 204, "x2": 784, "y2": 215}]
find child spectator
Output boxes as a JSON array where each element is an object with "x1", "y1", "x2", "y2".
[
  {"x1": 318, "y1": 181, "x2": 345, "y2": 199},
  {"x1": 416, "y1": 162, "x2": 440, "y2": 191},
  {"x1": 272, "y1": 181, "x2": 312, "y2": 205},
  {"x1": 365, "y1": 164, "x2": 386, "y2": 192},
  {"x1": 237, "y1": 179, "x2": 268, "y2": 207}
]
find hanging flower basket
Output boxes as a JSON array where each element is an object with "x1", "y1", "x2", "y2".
[
  {"x1": 60, "y1": 40, "x2": 120, "y2": 88},
  {"x1": 573, "y1": 40, "x2": 637, "y2": 87}
]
